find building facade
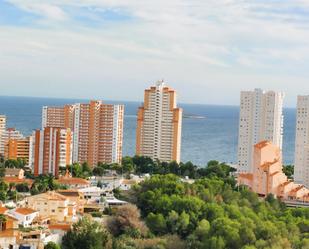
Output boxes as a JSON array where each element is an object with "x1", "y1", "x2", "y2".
[
  {"x1": 1, "y1": 127, "x2": 24, "y2": 158},
  {"x1": 237, "y1": 89, "x2": 284, "y2": 173},
  {"x1": 34, "y1": 127, "x2": 72, "y2": 177},
  {"x1": 136, "y1": 81, "x2": 182, "y2": 162},
  {"x1": 4, "y1": 137, "x2": 32, "y2": 165},
  {"x1": 238, "y1": 141, "x2": 309, "y2": 202},
  {"x1": 0, "y1": 115, "x2": 6, "y2": 156},
  {"x1": 42, "y1": 100, "x2": 124, "y2": 166},
  {"x1": 26, "y1": 191, "x2": 77, "y2": 223},
  {"x1": 294, "y1": 96, "x2": 309, "y2": 188}
]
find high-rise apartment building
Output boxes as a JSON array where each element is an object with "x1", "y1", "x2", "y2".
[
  {"x1": 136, "y1": 80, "x2": 182, "y2": 163},
  {"x1": 34, "y1": 127, "x2": 72, "y2": 177},
  {"x1": 237, "y1": 88, "x2": 284, "y2": 173},
  {"x1": 294, "y1": 96, "x2": 309, "y2": 188},
  {"x1": 42, "y1": 100, "x2": 124, "y2": 166},
  {"x1": 5, "y1": 137, "x2": 32, "y2": 165},
  {"x1": 2, "y1": 128, "x2": 24, "y2": 141},
  {"x1": 0, "y1": 115, "x2": 6, "y2": 156}
]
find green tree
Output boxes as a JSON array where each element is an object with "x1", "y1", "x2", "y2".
[
  {"x1": 62, "y1": 216, "x2": 109, "y2": 249},
  {"x1": 16, "y1": 183, "x2": 30, "y2": 192},
  {"x1": 92, "y1": 167, "x2": 105, "y2": 176},
  {"x1": 44, "y1": 242, "x2": 60, "y2": 249},
  {"x1": 207, "y1": 236, "x2": 226, "y2": 249},
  {"x1": 82, "y1": 162, "x2": 92, "y2": 177},
  {"x1": 0, "y1": 166, "x2": 5, "y2": 177},
  {"x1": 146, "y1": 213, "x2": 167, "y2": 235},
  {"x1": 69, "y1": 163, "x2": 83, "y2": 177},
  {"x1": 122, "y1": 156, "x2": 135, "y2": 174},
  {"x1": 283, "y1": 165, "x2": 294, "y2": 179}
]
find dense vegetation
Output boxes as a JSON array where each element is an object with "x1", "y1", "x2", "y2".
[
  {"x1": 61, "y1": 160, "x2": 309, "y2": 249},
  {"x1": 0, "y1": 157, "x2": 307, "y2": 248},
  {"x1": 130, "y1": 174, "x2": 309, "y2": 248},
  {"x1": 62, "y1": 216, "x2": 109, "y2": 249}
]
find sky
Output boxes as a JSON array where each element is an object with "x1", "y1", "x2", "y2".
[{"x1": 0, "y1": 0, "x2": 309, "y2": 106}]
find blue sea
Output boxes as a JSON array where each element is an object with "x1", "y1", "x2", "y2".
[{"x1": 0, "y1": 96, "x2": 296, "y2": 166}]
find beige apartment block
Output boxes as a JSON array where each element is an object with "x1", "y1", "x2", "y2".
[
  {"x1": 294, "y1": 96, "x2": 309, "y2": 188},
  {"x1": 136, "y1": 80, "x2": 182, "y2": 163}
]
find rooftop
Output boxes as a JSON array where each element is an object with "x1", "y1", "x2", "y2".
[
  {"x1": 14, "y1": 208, "x2": 37, "y2": 215},
  {"x1": 3, "y1": 177, "x2": 33, "y2": 185},
  {"x1": 57, "y1": 177, "x2": 89, "y2": 186},
  {"x1": 254, "y1": 140, "x2": 271, "y2": 149},
  {"x1": 0, "y1": 207, "x2": 8, "y2": 214}
]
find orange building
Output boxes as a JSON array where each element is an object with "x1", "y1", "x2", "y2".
[
  {"x1": 34, "y1": 127, "x2": 72, "y2": 177},
  {"x1": 42, "y1": 100, "x2": 124, "y2": 166},
  {"x1": 4, "y1": 137, "x2": 31, "y2": 164},
  {"x1": 136, "y1": 81, "x2": 182, "y2": 162},
  {"x1": 238, "y1": 141, "x2": 309, "y2": 202}
]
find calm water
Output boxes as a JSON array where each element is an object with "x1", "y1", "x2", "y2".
[{"x1": 0, "y1": 96, "x2": 296, "y2": 166}]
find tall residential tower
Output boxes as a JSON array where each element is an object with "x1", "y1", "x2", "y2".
[
  {"x1": 237, "y1": 89, "x2": 284, "y2": 173},
  {"x1": 0, "y1": 115, "x2": 6, "y2": 156},
  {"x1": 34, "y1": 127, "x2": 72, "y2": 177},
  {"x1": 136, "y1": 81, "x2": 182, "y2": 163},
  {"x1": 294, "y1": 96, "x2": 309, "y2": 188},
  {"x1": 42, "y1": 100, "x2": 124, "y2": 167}
]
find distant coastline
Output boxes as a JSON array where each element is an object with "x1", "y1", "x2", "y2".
[{"x1": 183, "y1": 114, "x2": 206, "y2": 119}]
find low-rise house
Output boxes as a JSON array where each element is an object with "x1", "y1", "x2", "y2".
[
  {"x1": 3, "y1": 168, "x2": 33, "y2": 188},
  {"x1": 18, "y1": 229, "x2": 61, "y2": 249},
  {"x1": 3, "y1": 177, "x2": 33, "y2": 188},
  {"x1": 57, "y1": 189, "x2": 85, "y2": 214},
  {"x1": 25, "y1": 191, "x2": 77, "y2": 223},
  {"x1": 9, "y1": 208, "x2": 39, "y2": 227},
  {"x1": 89, "y1": 176, "x2": 121, "y2": 190},
  {"x1": 5, "y1": 168, "x2": 24, "y2": 179},
  {"x1": 118, "y1": 174, "x2": 146, "y2": 191},
  {"x1": 119, "y1": 179, "x2": 139, "y2": 191},
  {"x1": 105, "y1": 196, "x2": 127, "y2": 207},
  {"x1": 57, "y1": 170, "x2": 90, "y2": 189},
  {"x1": 0, "y1": 214, "x2": 19, "y2": 249},
  {"x1": 79, "y1": 186, "x2": 105, "y2": 202},
  {"x1": 49, "y1": 223, "x2": 71, "y2": 236}
]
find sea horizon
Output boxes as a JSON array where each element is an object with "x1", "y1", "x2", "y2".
[{"x1": 0, "y1": 95, "x2": 297, "y2": 166}]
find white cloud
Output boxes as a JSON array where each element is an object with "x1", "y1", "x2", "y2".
[
  {"x1": 7, "y1": 0, "x2": 68, "y2": 21},
  {"x1": 0, "y1": 0, "x2": 309, "y2": 106}
]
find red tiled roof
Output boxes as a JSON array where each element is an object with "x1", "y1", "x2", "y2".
[
  {"x1": 0, "y1": 207, "x2": 8, "y2": 214},
  {"x1": 49, "y1": 223, "x2": 71, "y2": 231},
  {"x1": 3, "y1": 177, "x2": 33, "y2": 186},
  {"x1": 57, "y1": 177, "x2": 89, "y2": 185},
  {"x1": 15, "y1": 208, "x2": 37, "y2": 215}
]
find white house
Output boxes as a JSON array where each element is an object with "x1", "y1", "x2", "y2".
[
  {"x1": 9, "y1": 207, "x2": 39, "y2": 227},
  {"x1": 79, "y1": 187, "x2": 105, "y2": 202}
]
